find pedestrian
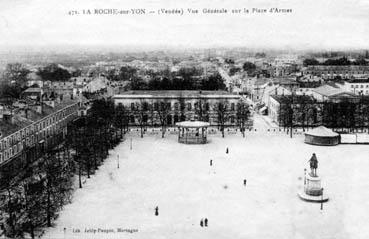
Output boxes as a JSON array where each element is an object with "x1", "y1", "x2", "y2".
[
  {"x1": 200, "y1": 219, "x2": 203, "y2": 227},
  {"x1": 204, "y1": 218, "x2": 208, "y2": 227},
  {"x1": 226, "y1": 147, "x2": 229, "y2": 154},
  {"x1": 210, "y1": 159, "x2": 213, "y2": 166},
  {"x1": 155, "y1": 206, "x2": 159, "y2": 216},
  {"x1": 244, "y1": 179, "x2": 247, "y2": 186}
]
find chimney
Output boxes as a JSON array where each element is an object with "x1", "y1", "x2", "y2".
[{"x1": 3, "y1": 112, "x2": 14, "y2": 124}]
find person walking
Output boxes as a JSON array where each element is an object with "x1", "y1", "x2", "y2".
[
  {"x1": 200, "y1": 219, "x2": 204, "y2": 227},
  {"x1": 204, "y1": 218, "x2": 208, "y2": 227},
  {"x1": 226, "y1": 147, "x2": 229, "y2": 154},
  {"x1": 155, "y1": 206, "x2": 159, "y2": 216},
  {"x1": 210, "y1": 159, "x2": 213, "y2": 166},
  {"x1": 243, "y1": 179, "x2": 247, "y2": 186}
]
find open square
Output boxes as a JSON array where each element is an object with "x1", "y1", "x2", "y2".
[{"x1": 43, "y1": 133, "x2": 369, "y2": 239}]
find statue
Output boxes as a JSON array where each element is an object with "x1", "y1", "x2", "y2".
[{"x1": 308, "y1": 153, "x2": 318, "y2": 176}]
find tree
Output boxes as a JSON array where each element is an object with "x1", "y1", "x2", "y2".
[
  {"x1": 201, "y1": 73, "x2": 225, "y2": 90},
  {"x1": 133, "y1": 101, "x2": 149, "y2": 138},
  {"x1": 3, "y1": 63, "x2": 30, "y2": 86},
  {"x1": 236, "y1": 102, "x2": 250, "y2": 137},
  {"x1": 130, "y1": 77, "x2": 147, "y2": 90},
  {"x1": 229, "y1": 67, "x2": 241, "y2": 76},
  {"x1": 37, "y1": 64, "x2": 71, "y2": 82},
  {"x1": 117, "y1": 66, "x2": 138, "y2": 81},
  {"x1": 242, "y1": 62, "x2": 257, "y2": 76},
  {"x1": 156, "y1": 100, "x2": 171, "y2": 138},
  {"x1": 303, "y1": 58, "x2": 319, "y2": 66},
  {"x1": 213, "y1": 100, "x2": 230, "y2": 138},
  {"x1": 114, "y1": 104, "x2": 127, "y2": 138},
  {"x1": 194, "y1": 98, "x2": 209, "y2": 122}
]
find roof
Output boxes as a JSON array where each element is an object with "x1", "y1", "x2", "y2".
[
  {"x1": 114, "y1": 91, "x2": 240, "y2": 99},
  {"x1": 305, "y1": 126, "x2": 339, "y2": 137},
  {"x1": 312, "y1": 85, "x2": 347, "y2": 97},
  {"x1": 176, "y1": 121, "x2": 210, "y2": 128},
  {"x1": 23, "y1": 87, "x2": 42, "y2": 93}
]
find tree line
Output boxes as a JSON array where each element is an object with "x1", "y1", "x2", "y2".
[
  {"x1": 277, "y1": 95, "x2": 369, "y2": 132},
  {"x1": 303, "y1": 57, "x2": 369, "y2": 66}
]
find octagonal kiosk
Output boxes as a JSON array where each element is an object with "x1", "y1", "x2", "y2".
[{"x1": 176, "y1": 121, "x2": 210, "y2": 144}]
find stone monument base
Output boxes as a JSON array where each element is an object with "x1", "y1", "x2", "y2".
[
  {"x1": 298, "y1": 173, "x2": 329, "y2": 202},
  {"x1": 298, "y1": 190, "x2": 329, "y2": 202}
]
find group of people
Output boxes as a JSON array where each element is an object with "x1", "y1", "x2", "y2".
[{"x1": 200, "y1": 218, "x2": 209, "y2": 227}]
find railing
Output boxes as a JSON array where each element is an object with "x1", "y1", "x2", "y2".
[{"x1": 178, "y1": 136, "x2": 207, "y2": 144}]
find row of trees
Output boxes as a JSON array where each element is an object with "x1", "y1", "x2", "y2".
[
  {"x1": 0, "y1": 99, "x2": 126, "y2": 238},
  {"x1": 119, "y1": 99, "x2": 251, "y2": 138},
  {"x1": 303, "y1": 57, "x2": 369, "y2": 66},
  {"x1": 277, "y1": 95, "x2": 369, "y2": 132}
]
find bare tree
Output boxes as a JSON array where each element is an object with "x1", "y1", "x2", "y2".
[
  {"x1": 133, "y1": 100, "x2": 149, "y2": 138},
  {"x1": 157, "y1": 100, "x2": 171, "y2": 138},
  {"x1": 213, "y1": 100, "x2": 230, "y2": 138},
  {"x1": 236, "y1": 102, "x2": 250, "y2": 137}
]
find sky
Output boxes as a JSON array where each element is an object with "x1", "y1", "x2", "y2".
[{"x1": 0, "y1": 0, "x2": 368, "y2": 51}]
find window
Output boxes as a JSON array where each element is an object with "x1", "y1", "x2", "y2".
[
  {"x1": 154, "y1": 102, "x2": 159, "y2": 111},
  {"x1": 187, "y1": 103, "x2": 192, "y2": 110},
  {"x1": 231, "y1": 103, "x2": 235, "y2": 111},
  {"x1": 130, "y1": 115, "x2": 135, "y2": 123},
  {"x1": 230, "y1": 116, "x2": 235, "y2": 123},
  {"x1": 167, "y1": 102, "x2": 171, "y2": 110},
  {"x1": 118, "y1": 103, "x2": 123, "y2": 107},
  {"x1": 205, "y1": 103, "x2": 209, "y2": 111},
  {"x1": 174, "y1": 103, "x2": 179, "y2": 111},
  {"x1": 351, "y1": 85, "x2": 354, "y2": 88},
  {"x1": 131, "y1": 103, "x2": 135, "y2": 110}
]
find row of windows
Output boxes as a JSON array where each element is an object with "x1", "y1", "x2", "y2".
[
  {"x1": 0, "y1": 103, "x2": 79, "y2": 154},
  {"x1": 124, "y1": 102, "x2": 237, "y2": 111},
  {"x1": 351, "y1": 84, "x2": 369, "y2": 88},
  {"x1": 306, "y1": 71, "x2": 369, "y2": 74}
]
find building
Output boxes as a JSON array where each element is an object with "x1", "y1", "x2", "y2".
[
  {"x1": 304, "y1": 126, "x2": 340, "y2": 146},
  {"x1": 303, "y1": 66, "x2": 369, "y2": 79},
  {"x1": 113, "y1": 91, "x2": 247, "y2": 127},
  {"x1": 0, "y1": 101, "x2": 81, "y2": 166},
  {"x1": 311, "y1": 84, "x2": 359, "y2": 102},
  {"x1": 268, "y1": 95, "x2": 319, "y2": 127},
  {"x1": 343, "y1": 79, "x2": 369, "y2": 95}
]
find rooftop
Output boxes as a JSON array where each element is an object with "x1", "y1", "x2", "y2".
[
  {"x1": 114, "y1": 90, "x2": 240, "y2": 99},
  {"x1": 312, "y1": 85, "x2": 347, "y2": 97},
  {"x1": 176, "y1": 121, "x2": 210, "y2": 128},
  {"x1": 305, "y1": 126, "x2": 339, "y2": 137},
  {"x1": 270, "y1": 94, "x2": 316, "y2": 104}
]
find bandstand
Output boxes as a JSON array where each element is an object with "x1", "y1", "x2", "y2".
[{"x1": 176, "y1": 121, "x2": 210, "y2": 144}]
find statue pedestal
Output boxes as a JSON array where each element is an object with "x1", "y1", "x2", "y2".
[{"x1": 298, "y1": 173, "x2": 329, "y2": 202}]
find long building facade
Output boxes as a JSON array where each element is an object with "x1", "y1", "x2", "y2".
[
  {"x1": 113, "y1": 91, "x2": 250, "y2": 127},
  {"x1": 0, "y1": 102, "x2": 80, "y2": 166}
]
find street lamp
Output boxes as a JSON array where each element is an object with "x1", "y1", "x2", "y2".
[{"x1": 117, "y1": 154, "x2": 119, "y2": 169}]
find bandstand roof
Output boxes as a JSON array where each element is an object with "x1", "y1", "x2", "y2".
[
  {"x1": 305, "y1": 126, "x2": 339, "y2": 137},
  {"x1": 176, "y1": 121, "x2": 210, "y2": 128}
]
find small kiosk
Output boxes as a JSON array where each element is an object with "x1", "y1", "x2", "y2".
[
  {"x1": 176, "y1": 121, "x2": 210, "y2": 144},
  {"x1": 305, "y1": 126, "x2": 340, "y2": 146}
]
